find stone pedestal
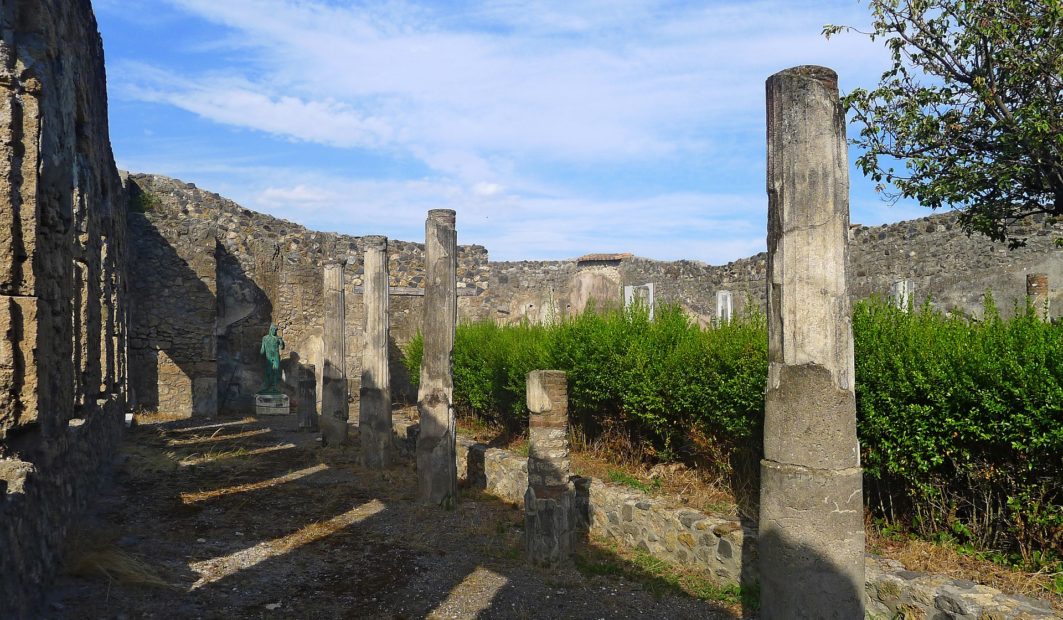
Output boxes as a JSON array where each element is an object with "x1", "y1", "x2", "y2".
[
  {"x1": 416, "y1": 210, "x2": 458, "y2": 506},
  {"x1": 759, "y1": 65, "x2": 864, "y2": 618},
  {"x1": 524, "y1": 370, "x2": 574, "y2": 566},
  {"x1": 255, "y1": 393, "x2": 290, "y2": 416},
  {"x1": 320, "y1": 260, "x2": 349, "y2": 446},
  {"x1": 360, "y1": 236, "x2": 393, "y2": 468}
]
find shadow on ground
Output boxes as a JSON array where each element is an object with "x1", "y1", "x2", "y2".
[{"x1": 44, "y1": 415, "x2": 744, "y2": 619}]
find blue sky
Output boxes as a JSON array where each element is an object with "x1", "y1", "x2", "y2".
[{"x1": 96, "y1": 0, "x2": 930, "y2": 262}]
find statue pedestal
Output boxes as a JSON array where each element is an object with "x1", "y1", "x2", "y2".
[{"x1": 255, "y1": 393, "x2": 290, "y2": 416}]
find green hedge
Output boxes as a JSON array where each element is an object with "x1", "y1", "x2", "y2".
[
  {"x1": 854, "y1": 297, "x2": 1061, "y2": 564},
  {"x1": 403, "y1": 304, "x2": 766, "y2": 455},
  {"x1": 403, "y1": 299, "x2": 1062, "y2": 564}
]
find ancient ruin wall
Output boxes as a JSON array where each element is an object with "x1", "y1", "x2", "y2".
[
  {"x1": 0, "y1": 1, "x2": 130, "y2": 615},
  {"x1": 128, "y1": 174, "x2": 1059, "y2": 419},
  {"x1": 127, "y1": 174, "x2": 493, "y2": 416},
  {"x1": 490, "y1": 212, "x2": 1061, "y2": 325}
]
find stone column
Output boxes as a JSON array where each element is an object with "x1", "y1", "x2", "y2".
[
  {"x1": 360, "y1": 235, "x2": 392, "y2": 468},
  {"x1": 1027, "y1": 273, "x2": 1049, "y2": 320},
  {"x1": 320, "y1": 260, "x2": 349, "y2": 446},
  {"x1": 759, "y1": 65, "x2": 864, "y2": 618},
  {"x1": 716, "y1": 290, "x2": 733, "y2": 324},
  {"x1": 891, "y1": 279, "x2": 914, "y2": 312},
  {"x1": 297, "y1": 363, "x2": 317, "y2": 432},
  {"x1": 416, "y1": 209, "x2": 457, "y2": 506},
  {"x1": 524, "y1": 370, "x2": 574, "y2": 566}
]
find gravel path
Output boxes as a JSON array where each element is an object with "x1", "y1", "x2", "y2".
[{"x1": 45, "y1": 415, "x2": 743, "y2": 619}]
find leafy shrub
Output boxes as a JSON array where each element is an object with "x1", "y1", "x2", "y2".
[
  {"x1": 405, "y1": 303, "x2": 766, "y2": 453},
  {"x1": 854, "y1": 296, "x2": 1062, "y2": 566},
  {"x1": 128, "y1": 189, "x2": 161, "y2": 214},
  {"x1": 403, "y1": 297, "x2": 1062, "y2": 563}
]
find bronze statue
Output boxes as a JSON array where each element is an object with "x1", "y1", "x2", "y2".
[{"x1": 259, "y1": 323, "x2": 285, "y2": 394}]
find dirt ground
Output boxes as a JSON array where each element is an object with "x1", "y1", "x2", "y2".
[{"x1": 44, "y1": 413, "x2": 744, "y2": 619}]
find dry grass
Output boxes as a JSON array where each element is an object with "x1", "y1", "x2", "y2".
[
  {"x1": 166, "y1": 417, "x2": 258, "y2": 434},
  {"x1": 180, "y1": 463, "x2": 329, "y2": 504},
  {"x1": 571, "y1": 451, "x2": 739, "y2": 517},
  {"x1": 866, "y1": 527, "x2": 1063, "y2": 611},
  {"x1": 120, "y1": 442, "x2": 180, "y2": 480},
  {"x1": 167, "y1": 427, "x2": 272, "y2": 446},
  {"x1": 64, "y1": 533, "x2": 170, "y2": 588},
  {"x1": 177, "y1": 443, "x2": 296, "y2": 467},
  {"x1": 132, "y1": 411, "x2": 189, "y2": 425}
]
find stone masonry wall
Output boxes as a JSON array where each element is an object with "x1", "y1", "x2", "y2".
[
  {"x1": 127, "y1": 174, "x2": 492, "y2": 416},
  {"x1": 489, "y1": 212, "x2": 1061, "y2": 326},
  {"x1": 0, "y1": 1, "x2": 130, "y2": 616},
  {"x1": 392, "y1": 416, "x2": 1057, "y2": 619},
  {"x1": 128, "y1": 174, "x2": 1059, "y2": 419}
]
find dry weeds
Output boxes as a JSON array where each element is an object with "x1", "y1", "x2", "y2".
[
  {"x1": 64, "y1": 535, "x2": 170, "y2": 588},
  {"x1": 131, "y1": 410, "x2": 190, "y2": 425},
  {"x1": 167, "y1": 427, "x2": 272, "y2": 446},
  {"x1": 180, "y1": 463, "x2": 330, "y2": 504},
  {"x1": 866, "y1": 527, "x2": 1062, "y2": 611}
]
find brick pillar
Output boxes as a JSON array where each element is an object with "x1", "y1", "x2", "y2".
[
  {"x1": 1027, "y1": 273, "x2": 1049, "y2": 320},
  {"x1": 524, "y1": 370, "x2": 574, "y2": 566}
]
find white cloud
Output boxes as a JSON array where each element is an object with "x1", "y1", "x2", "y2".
[
  {"x1": 107, "y1": 0, "x2": 908, "y2": 262},
  {"x1": 118, "y1": 0, "x2": 888, "y2": 169}
]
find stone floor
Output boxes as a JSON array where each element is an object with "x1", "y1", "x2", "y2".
[{"x1": 43, "y1": 414, "x2": 744, "y2": 619}]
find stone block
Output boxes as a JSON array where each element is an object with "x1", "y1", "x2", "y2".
[{"x1": 255, "y1": 393, "x2": 290, "y2": 416}]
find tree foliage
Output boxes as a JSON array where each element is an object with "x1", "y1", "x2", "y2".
[{"x1": 825, "y1": 0, "x2": 1063, "y2": 247}]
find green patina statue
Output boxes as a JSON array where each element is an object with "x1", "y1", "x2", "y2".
[{"x1": 259, "y1": 324, "x2": 285, "y2": 394}]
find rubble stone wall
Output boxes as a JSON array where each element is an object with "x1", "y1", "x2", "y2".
[
  {"x1": 127, "y1": 174, "x2": 1059, "y2": 418},
  {"x1": 392, "y1": 416, "x2": 1058, "y2": 619},
  {"x1": 126, "y1": 174, "x2": 493, "y2": 416},
  {"x1": 0, "y1": 1, "x2": 130, "y2": 615},
  {"x1": 488, "y1": 213, "x2": 1062, "y2": 327}
]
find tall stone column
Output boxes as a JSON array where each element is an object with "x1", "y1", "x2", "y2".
[
  {"x1": 759, "y1": 65, "x2": 864, "y2": 618},
  {"x1": 360, "y1": 235, "x2": 392, "y2": 468},
  {"x1": 320, "y1": 260, "x2": 349, "y2": 446},
  {"x1": 524, "y1": 370, "x2": 574, "y2": 566},
  {"x1": 1027, "y1": 273, "x2": 1049, "y2": 320},
  {"x1": 416, "y1": 209, "x2": 458, "y2": 507}
]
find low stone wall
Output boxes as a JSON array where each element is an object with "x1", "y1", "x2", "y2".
[{"x1": 392, "y1": 415, "x2": 1058, "y2": 619}]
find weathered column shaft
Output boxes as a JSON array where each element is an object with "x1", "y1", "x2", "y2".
[
  {"x1": 416, "y1": 209, "x2": 457, "y2": 506},
  {"x1": 524, "y1": 370, "x2": 574, "y2": 566},
  {"x1": 759, "y1": 65, "x2": 864, "y2": 618},
  {"x1": 1027, "y1": 273, "x2": 1049, "y2": 320},
  {"x1": 320, "y1": 260, "x2": 348, "y2": 446},
  {"x1": 297, "y1": 363, "x2": 317, "y2": 432},
  {"x1": 891, "y1": 279, "x2": 914, "y2": 312},
  {"x1": 360, "y1": 236, "x2": 392, "y2": 468}
]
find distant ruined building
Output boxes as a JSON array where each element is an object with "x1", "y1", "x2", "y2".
[
  {"x1": 1, "y1": 0, "x2": 1061, "y2": 616},
  {"x1": 123, "y1": 173, "x2": 1061, "y2": 418}
]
